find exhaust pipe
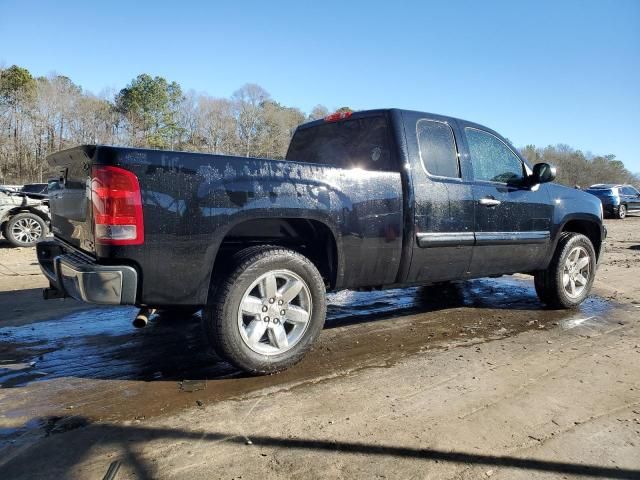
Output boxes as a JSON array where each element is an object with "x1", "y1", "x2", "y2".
[
  {"x1": 43, "y1": 287, "x2": 67, "y2": 300},
  {"x1": 133, "y1": 308, "x2": 156, "y2": 328}
]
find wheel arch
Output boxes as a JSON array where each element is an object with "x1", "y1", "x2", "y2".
[
  {"x1": 205, "y1": 216, "x2": 341, "y2": 305},
  {"x1": 5, "y1": 206, "x2": 49, "y2": 222},
  {"x1": 556, "y1": 216, "x2": 603, "y2": 261}
]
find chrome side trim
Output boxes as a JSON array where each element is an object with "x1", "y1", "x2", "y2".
[
  {"x1": 416, "y1": 232, "x2": 475, "y2": 248},
  {"x1": 416, "y1": 230, "x2": 550, "y2": 248},
  {"x1": 475, "y1": 231, "x2": 550, "y2": 245}
]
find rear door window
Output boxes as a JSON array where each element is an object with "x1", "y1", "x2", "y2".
[
  {"x1": 465, "y1": 128, "x2": 524, "y2": 183},
  {"x1": 286, "y1": 116, "x2": 395, "y2": 171},
  {"x1": 416, "y1": 120, "x2": 460, "y2": 178}
]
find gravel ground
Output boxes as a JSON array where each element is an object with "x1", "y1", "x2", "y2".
[{"x1": 0, "y1": 216, "x2": 638, "y2": 479}]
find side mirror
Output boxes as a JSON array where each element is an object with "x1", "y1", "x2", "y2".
[{"x1": 530, "y1": 163, "x2": 556, "y2": 185}]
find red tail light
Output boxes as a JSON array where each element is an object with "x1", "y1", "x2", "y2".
[
  {"x1": 324, "y1": 111, "x2": 352, "y2": 122},
  {"x1": 91, "y1": 166, "x2": 144, "y2": 245}
]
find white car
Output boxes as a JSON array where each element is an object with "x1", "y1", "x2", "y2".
[{"x1": 0, "y1": 188, "x2": 50, "y2": 247}]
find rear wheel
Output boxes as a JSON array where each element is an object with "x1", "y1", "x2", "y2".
[
  {"x1": 534, "y1": 232, "x2": 596, "y2": 309},
  {"x1": 202, "y1": 247, "x2": 326, "y2": 374},
  {"x1": 617, "y1": 204, "x2": 627, "y2": 219},
  {"x1": 3, "y1": 212, "x2": 48, "y2": 247}
]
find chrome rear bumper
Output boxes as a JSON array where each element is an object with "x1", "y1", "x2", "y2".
[{"x1": 37, "y1": 240, "x2": 138, "y2": 305}]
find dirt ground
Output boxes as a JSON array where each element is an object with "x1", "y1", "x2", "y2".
[{"x1": 0, "y1": 217, "x2": 639, "y2": 479}]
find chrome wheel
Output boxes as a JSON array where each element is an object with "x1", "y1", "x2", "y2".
[
  {"x1": 562, "y1": 246, "x2": 590, "y2": 298},
  {"x1": 11, "y1": 217, "x2": 43, "y2": 244},
  {"x1": 618, "y1": 205, "x2": 626, "y2": 219},
  {"x1": 237, "y1": 269, "x2": 312, "y2": 356}
]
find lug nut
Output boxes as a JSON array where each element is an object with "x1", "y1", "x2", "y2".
[
  {"x1": 264, "y1": 316, "x2": 270, "y2": 322},
  {"x1": 262, "y1": 306, "x2": 268, "y2": 312},
  {"x1": 269, "y1": 298, "x2": 275, "y2": 304},
  {"x1": 274, "y1": 318, "x2": 280, "y2": 324},
  {"x1": 278, "y1": 299, "x2": 283, "y2": 305},
  {"x1": 280, "y1": 310, "x2": 286, "y2": 315}
]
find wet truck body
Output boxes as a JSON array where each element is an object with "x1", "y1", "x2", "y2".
[{"x1": 38, "y1": 109, "x2": 606, "y2": 373}]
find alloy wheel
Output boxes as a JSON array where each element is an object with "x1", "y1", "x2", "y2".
[
  {"x1": 237, "y1": 269, "x2": 312, "y2": 355},
  {"x1": 619, "y1": 205, "x2": 626, "y2": 219},
  {"x1": 562, "y1": 246, "x2": 590, "y2": 298},
  {"x1": 11, "y1": 217, "x2": 43, "y2": 244}
]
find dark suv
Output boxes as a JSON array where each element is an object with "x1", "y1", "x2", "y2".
[{"x1": 586, "y1": 184, "x2": 640, "y2": 219}]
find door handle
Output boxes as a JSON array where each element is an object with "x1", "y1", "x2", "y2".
[{"x1": 479, "y1": 197, "x2": 501, "y2": 207}]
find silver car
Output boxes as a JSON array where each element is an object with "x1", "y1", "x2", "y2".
[{"x1": 0, "y1": 187, "x2": 50, "y2": 247}]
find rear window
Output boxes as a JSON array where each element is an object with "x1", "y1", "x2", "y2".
[
  {"x1": 286, "y1": 116, "x2": 395, "y2": 171},
  {"x1": 21, "y1": 184, "x2": 47, "y2": 194},
  {"x1": 417, "y1": 119, "x2": 460, "y2": 178},
  {"x1": 586, "y1": 188, "x2": 615, "y2": 196}
]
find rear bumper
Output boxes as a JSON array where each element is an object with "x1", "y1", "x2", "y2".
[
  {"x1": 603, "y1": 204, "x2": 618, "y2": 216},
  {"x1": 37, "y1": 239, "x2": 138, "y2": 305}
]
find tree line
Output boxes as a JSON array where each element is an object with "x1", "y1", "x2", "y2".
[
  {"x1": 520, "y1": 144, "x2": 638, "y2": 188},
  {"x1": 1, "y1": 64, "x2": 637, "y2": 187}
]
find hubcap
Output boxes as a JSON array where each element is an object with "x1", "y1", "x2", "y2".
[
  {"x1": 619, "y1": 206, "x2": 626, "y2": 218},
  {"x1": 237, "y1": 269, "x2": 312, "y2": 355},
  {"x1": 11, "y1": 218, "x2": 42, "y2": 244},
  {"x1": 562, "y1": 246, "x2": 591, "y2": 299}
]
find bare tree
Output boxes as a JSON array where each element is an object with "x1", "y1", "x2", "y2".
[
  {"x1": 232, "y1": 83, "x2": 270, "y2": 157},
  {"x1": 308, "y1": 104, "x2": 329, "y2": 121},
  {"x1": 197, "y1": 96, "x2": 237, "y2": 154}
]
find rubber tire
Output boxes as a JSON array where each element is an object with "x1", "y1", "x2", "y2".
[
  {"x1": 534, "y1": 232, "x2": 596, "y2": 309},
  {"x1": 3, "y1": 212, "x2": 49, "y2": 247},
  {"x1": 202, "y1": 246, "x2": 326, "y2": 375},
  {"x1": 617, "y1": 204, "x2": 627, "y2": 219}
]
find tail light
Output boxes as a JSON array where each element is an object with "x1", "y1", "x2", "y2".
[
  {"x1": 91, "y1": 166, "x2": 144, "y2": 245},
  {"x1": 324, "y1": 111, "x2": 352, "y2": 122}
]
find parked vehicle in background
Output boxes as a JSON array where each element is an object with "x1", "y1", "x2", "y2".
[
  {"x1": 0, "y1": 187, "x2": 50, "y2": 247},
  {"x1": 20, "y1": 183, "x2": 49, "y2": 200},
  {"x1": 586, "y1": 184, "x2": 640, "y2": 219},
  {"x1": 38, "y1": 109, "x2": 606, "y2": 374}
]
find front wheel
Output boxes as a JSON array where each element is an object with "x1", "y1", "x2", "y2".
[
  {"x1": 534, "y1": 232, "x2": 596, "y2": 309},
  {"x1": 617, "y1": 204, "x2": 627, "y2": 219},
  {"x1": 202, "y1": 247, "x2": 326, "y2": 374}
]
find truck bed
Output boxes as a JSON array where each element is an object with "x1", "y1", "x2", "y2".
[{"x1": 46, "y1": 145, "x2": 404, "y2": 306}]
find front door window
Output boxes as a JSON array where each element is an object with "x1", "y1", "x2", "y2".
[{"x1": 465, "y1": 128, "x2": 524, "y2": 183}]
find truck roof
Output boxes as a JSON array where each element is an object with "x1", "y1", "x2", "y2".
[{"x1": 296, "y1": 108, "x2": 500, "y2": 137}]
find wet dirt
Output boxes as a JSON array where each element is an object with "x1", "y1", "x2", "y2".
[{"x1": 0, "y1": 275, "x2": 628, "y2": 450}]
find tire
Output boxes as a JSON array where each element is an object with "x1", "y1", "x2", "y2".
[
  {"x1": 3, "y1": 212, "x2": 48, "y2": 247},
  {"x1": 617, "y1": 204, "x2": 627, "y2": 219},
  {"x1": 202, "y1": 246, "x2": 326, "y2": 375},
  {"x1": 534, "y1": 232, "x2": 596, "y2": 309}
]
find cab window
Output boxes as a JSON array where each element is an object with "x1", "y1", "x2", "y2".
[
  {"x1": 286, "y1": 116, "x2": 394, "y2": 171},
  {"x1": 417, "y1": 120, "x2": 460, "y2": 178},
  {"x1": 465, "y1": 128, "x2": 524, "y2": 183}
]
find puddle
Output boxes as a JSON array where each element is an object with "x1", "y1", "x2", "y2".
[{"x1": 0, "y1": 276, "x2": 626, "y2": 448}]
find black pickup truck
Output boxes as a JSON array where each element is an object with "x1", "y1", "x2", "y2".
[{"x1": 38, "y1": 109, "x2": 605, "y2": 373}]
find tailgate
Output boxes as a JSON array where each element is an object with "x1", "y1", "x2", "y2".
[{"x1": 47, "y1": 146, "x2": 96, "y2": 254}]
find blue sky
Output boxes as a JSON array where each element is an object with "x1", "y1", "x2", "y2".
[{"x1": 2, "y1": 0, "x2": 639, "y2": 171}]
